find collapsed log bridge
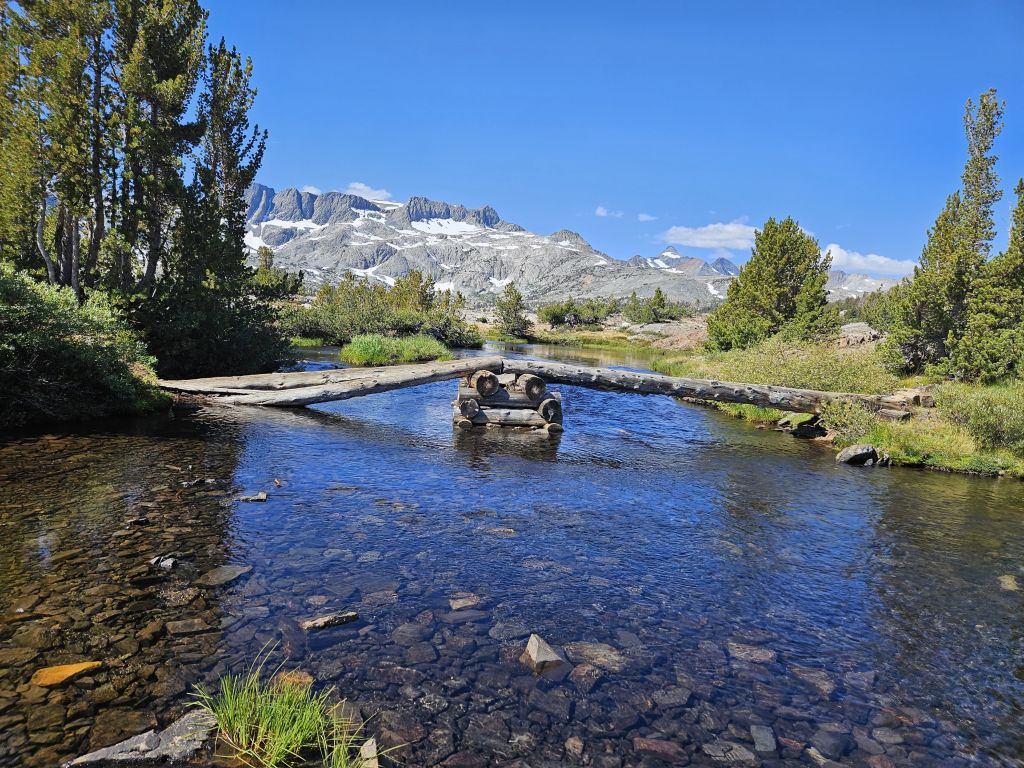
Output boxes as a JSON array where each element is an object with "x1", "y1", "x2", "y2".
[{"x1": 159, "y1": 355, "x2": 916, "y2": 418}]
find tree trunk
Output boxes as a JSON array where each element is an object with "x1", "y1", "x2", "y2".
[
  {"x1": 36, "y1": 199, "x2": 56, "y2": 284},
  {"x1": 453, "y1": 405, "x2": 549, "y2": 427}
]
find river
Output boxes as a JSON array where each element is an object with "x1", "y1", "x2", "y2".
[{"x1": 0, "y1": 342, "x2": 1022, "y2": 767}]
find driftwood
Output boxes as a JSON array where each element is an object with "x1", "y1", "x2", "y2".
[
  {"x1": 452, "y1": 405, "x2": 549, "y2": 428},
  {"x1": 500, "y1": 359, "x2": 913, "y2": 416},
  {"x1": 173, "y1": 357, "x2": 506, "y2": 407}
]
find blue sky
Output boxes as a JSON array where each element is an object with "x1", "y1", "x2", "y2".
[{"x1": 206, "y1": 1, "x2": 1023, "y2": 277}]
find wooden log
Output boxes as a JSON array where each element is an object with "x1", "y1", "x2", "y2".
[
  {"x1": 513, "y1": 373, "x2": 546, "y2": 401},
  {"x1": 537, "y1": 395, "x2": 562, "y2": 423},
  {"x1": 453, "y1": 405, "x2": 549, "y2": 428},
  {"x1": 204, "y1": 357, "x2": 507, "y2": 407},
  {"x1": 457, "y1": 397, "x2": 480, "y2": 418},
  {"x1": 469, "y1": 370, "x2": 500, "y2": 397},
  {"x1": 161, "y1": 357, "x2": 504, "y2": 395},
  {"x1": 500, "y1": 359, "x2": 914, "y2": 415},
  {"x1": 457, "y1": 385, "x2": 560, "y2": 409}
]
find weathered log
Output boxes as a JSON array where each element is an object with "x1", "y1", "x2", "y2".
[
  {"x1": 202, "y1": 357, "x2": 507, "y2": 407},
  {"x1": 513, "y1": 373, "x2": 546, "y2": 401},
  {"x1": 537, "y1": 395, "x2": 562, "y2": 423},
  {"x1": 453, "y1": 405, "x2": 549, "y2": 427},
  {"x1": 469, "y1": 370, "x2": 500, "y2": 397},
  {"x1": 457, "y1": 385, "x2": 561, "y2": 409},
  {"x1": 457, "y1": 398, "x2": 480, "y2": 418},
  {"x1": 161, "y1": 357, "x2": 504, "y2": 395},
  {"x1": 500, "y1": 359, "x2": 915, "y2": 415}
]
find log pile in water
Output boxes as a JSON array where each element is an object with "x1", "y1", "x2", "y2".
[{"x1": 454, "y1": 371, "x2": 563, "y2": 434}]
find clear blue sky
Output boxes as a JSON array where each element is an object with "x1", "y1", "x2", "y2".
[{"x1": 206, "y1": 1, "x2": 1023, "y2": 277}]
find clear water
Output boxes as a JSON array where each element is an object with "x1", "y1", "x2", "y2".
[{"x1": 1, "y1": 343, "x2": 1023, "y2": 767}]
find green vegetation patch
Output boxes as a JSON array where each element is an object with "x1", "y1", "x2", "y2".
[{"x1": 339, "y1": 334, "x2": 452, "y2": 366}]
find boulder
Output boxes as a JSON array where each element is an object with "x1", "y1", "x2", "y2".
[
  {"x1": 836, "y1": 444, "x2": 878, "y2": 466},
  {"x1": 520, "y1": 634, "x2": 566, "y2": 674}
]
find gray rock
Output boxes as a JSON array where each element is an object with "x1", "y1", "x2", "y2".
[
  {"x1": 66, "y1": 709, "x2": 214, "y2": 766},
  {"x1": 165, "y1": 619, "x2": 210, "y2": 635},
  {"x1": 750, "y1": 724, "x2": 776, "y2": 753},
  {"x1": 520, "y1": 634, "x2": 566, "y2": 674},
  {"x1": 702, "y1": 740, "x2": 760, "y2": 765},
  {"x1": 195, "y1": 565, "x2": 251, "y2": 587},
  {"x1": 811, "y1": 729, "x2": 853, "y2": 759},
  {"x1": 300, "y1": 611, "x2": 358, "y2": 631},
  {"x1": 836, "y1": 444, "x2": 878, "y2": 466}
]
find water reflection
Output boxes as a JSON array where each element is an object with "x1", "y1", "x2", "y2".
[{"x1": 0, "y1": 347, "x2": 1023, "y2": 767}]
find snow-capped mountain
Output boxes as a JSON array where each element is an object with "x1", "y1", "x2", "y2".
[
  {"x1": 244, "y1": 185, "x2": 734, "y2": 307},
  {"x1": 825, "y1": 271, "x2": 899, "y2": 299},
  {"x1": 627, "y1": 247, "x2": 739, "y2": 277},
  {"x1": 244, "y1": 184, "x2": 896, "y2": 306}
]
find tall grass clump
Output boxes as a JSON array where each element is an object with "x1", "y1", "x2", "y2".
[
  {"x1": 938, "y1": 381, "x2": 1024, "y2": 458},
  {"x1": 193, "y1": 651, "x2": 376, "y2": 768},
  {"x1": 650, "y1": 336, "x2": 899, "y2": 394},
  {"x1": 339, "y1": 333, "x2": 452, "y2": 366}
]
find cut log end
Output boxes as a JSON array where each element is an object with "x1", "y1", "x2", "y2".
[
  {"x1": 537, "y1": 396, "x2": 562, "y2": 423},
  {"x1": 470, "y1": 370, "x2": 500, "y2": 397},
  {"x1": 458, "y1": 398, "x2": 480, "y2": 418},
  {"x1": 515, "y1": 373, "x2": 546, "y2": 401}
]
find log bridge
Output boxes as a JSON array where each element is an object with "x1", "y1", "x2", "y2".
[{"x1": 159, "y1": 356, "x2": 921, "y2": 431}]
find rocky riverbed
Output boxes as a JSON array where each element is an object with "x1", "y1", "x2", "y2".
[{"x1": 2, "y1": 348, "x2": 1023, "y2": 767}]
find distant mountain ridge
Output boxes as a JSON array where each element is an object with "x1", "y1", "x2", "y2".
[{"x1": 244, "y1": 184, "x2": 894, "y2": 305}]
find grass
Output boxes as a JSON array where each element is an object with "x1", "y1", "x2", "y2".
[
  {"x1": 290, "y1": 336, "x2": 329, "y2": 347},
  {"x1": 193, "y1": 651, "x2": 376, "y2": 768},
  {"x1": 339, "y1": 333, "x2": 452, "y2": 366}
]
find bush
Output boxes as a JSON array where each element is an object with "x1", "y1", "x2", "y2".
[
  {"x1": 538, "y1": 296, "x2": 621, "y2": 328},
  {"x1": 494, "y1": 283, "x2": 531, "y2": 338},
  {"x1": 622, "y1": 289, "x2": 689, "y2": 325},
  {"x1": 938, "y1": 381, "x2": 1024, "y2": 457},
  {"x1": 339, "y1": 334, "x2": 452, "y2": 366},
  {"x1": 282, "y1": 271, "x2": 483, "y2": 349},
  {"x1": 0, "y1": 266, "x2": 167, "y2": 428},
  {"x1": 819, "y1": 400, "x2": 877, "y2": 442}
]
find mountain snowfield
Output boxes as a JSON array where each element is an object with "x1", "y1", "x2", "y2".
[{"x1": 244, "y1": 185, "x2": 896, "y2": 305}]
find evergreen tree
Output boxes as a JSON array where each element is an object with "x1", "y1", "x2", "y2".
[
  {"x1": 950, "y1": 180, "x2": 1024, "y2": 382},
  {"x1": 495, "y1": 282, "x2": 531, "y2": 338},
  {"x1": 881, "y1": 90, "x2": 1004, "y2": 372},
  {"x1": 706, "y1": 216, "x2": 835, "y2": 350}
]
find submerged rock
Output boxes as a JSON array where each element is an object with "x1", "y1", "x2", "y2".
[
  {"x1": 634, "y1": 737, "x2": 686, "y2": 762},
  {"x1": 564, "y1": 641, "x2": 626, "y2": 673},
  {"x1": 726, "y1": 641, "x2": 776, "y2": 664},
  {"x1": 66, "y1": 709, "x2": 214, "y2": 766},
  {"x1": 520, "y1": 634, "x2": 566, "y2": 674},
  {"x1": 300, "y1": 611, "x2": 358, "y2": 631},
  {"x1": 195, "y1": 564, "x2": 251, "y2": 587},
  {"x1": 238, "y1": 491, "x2": 267, "y2": 502},
  {"x1": 31, "y1": 661, "x2": 103, "y2": 687},
  {"x1": 998, "y1": 574, "x2": 1019, "y2": 591}
]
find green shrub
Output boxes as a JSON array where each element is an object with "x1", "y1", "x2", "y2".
[
  {"x1": 938, "y1": 381, "x2": 1024, "y2": 457},
  {"x1": 622, "y1": 289, "x2": 689, "y2": 325},
  {"x1": 0, "y1": 265, "x2": 167, "y2": 428},
  {"x1": 538, "y1": 296, "x2": 621, "y2": 328},
  {"x1": 339, "y1": 334, "x2": 451, "y2": 366},
  {"x1": 819, "y1": 400, "x2": 876, "y2": 442},
  {"x1": 282, "y1": 271, "x2": 483, "y2": 349}
]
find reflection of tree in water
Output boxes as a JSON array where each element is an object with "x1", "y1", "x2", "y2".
[
  {"x1": 864, "y1": 472, "x2": 1024, "y2": 762},
  {"x1": 0, "y1": 411, "x2": 247, "y2": 767}
]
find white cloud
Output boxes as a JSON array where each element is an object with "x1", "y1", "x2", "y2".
[
  {"x1": 345, "y1": 181, "x2": 392, "y2": 201},
  {"x1": 300, "y1": 185, "x2": 321, "y2": 195},
  {"x1": 595, "y1": 205, "x2": 623, "y2": 218},
  {"x1": 637, "y1": 213, "x2": 658, "y2": 222},
  {"x1": 823, "y1": 243, "x2": 916, "y2": 278},
  {"x1": 662, "y1": 220, "x2": 756, "y2": 250}
]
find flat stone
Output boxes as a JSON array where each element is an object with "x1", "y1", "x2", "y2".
[
  {"x1": 634, "y1": 737, "x2": 686, "y2": 762},
  {"x1": 998, "y1": 574, "x2": 1019, "y2": 591},
  {"x1": 750, "y1": 724, "x2": 776, "y2": 753},
  {"x1": 564, "y1": 641, "x2": 626, "y2": 673},
  {"x1": 166, "y1": 618, "x2": 211, "y2": 635},
  {"x1": 520, "y1": 634, "x2": 566, "y2": 674},
  {"x1": 195, "y1": 565, "x2": 252, "y2": 587},
  {"x1": 273, "y1": 670, "x2": 314, "y2": 688},
  {"x1": 569, "y1": 663, "x2": 603, "y2": 694},
  {"x1": 702, "y1": 740, "x2": 760, "y2": 765},
  {"x1": 652, "y1": 686, "x2": 691, "y2": 708},
  {"x1": 238, "y1": 491, "x2": 267, "y2": 502},
  {"x1": 30, "y1": 661, "x2": 103, "y2": 687},
  {"x1": 727, "y1": 641, "x2": 776, "y2": 663},
  {"x1": 300, "y1": 611, "x2": 358, "y2": 631},
  {"x1": 68, "y1": 709, "x2": 214, "y2": 765},
  {"x1": 811, "y1": 729, "x2": 853, "y2": 759},
  {"x1": 870, "y1": 727, "x2": 904, "y2": 745},
  {"x1": 791, "y1": 665, "x2": 836, "y2": 697},
  {"x1": 565, "y1": 735, "x2": 584, "y2": 759},
  {"x1": 448, "y1": 592, "x2": 481, "y2": 611},
  {"x1": 360, "y1": 737, "x2": 380, "y2": 768}
]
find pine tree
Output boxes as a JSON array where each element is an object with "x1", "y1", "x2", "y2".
[
  {"x1": 706, "y1": 216, "x2": 835, "y2": 350},
  {"x1": 881, "y1": 90, "x2": 1004, "y2": 372},
  {"x1": 950, "y1": 180, "x2": 1024, "y2": 381},
  {"x1": 495, "y1": 282, "x2": 531, "y2": 338}
]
